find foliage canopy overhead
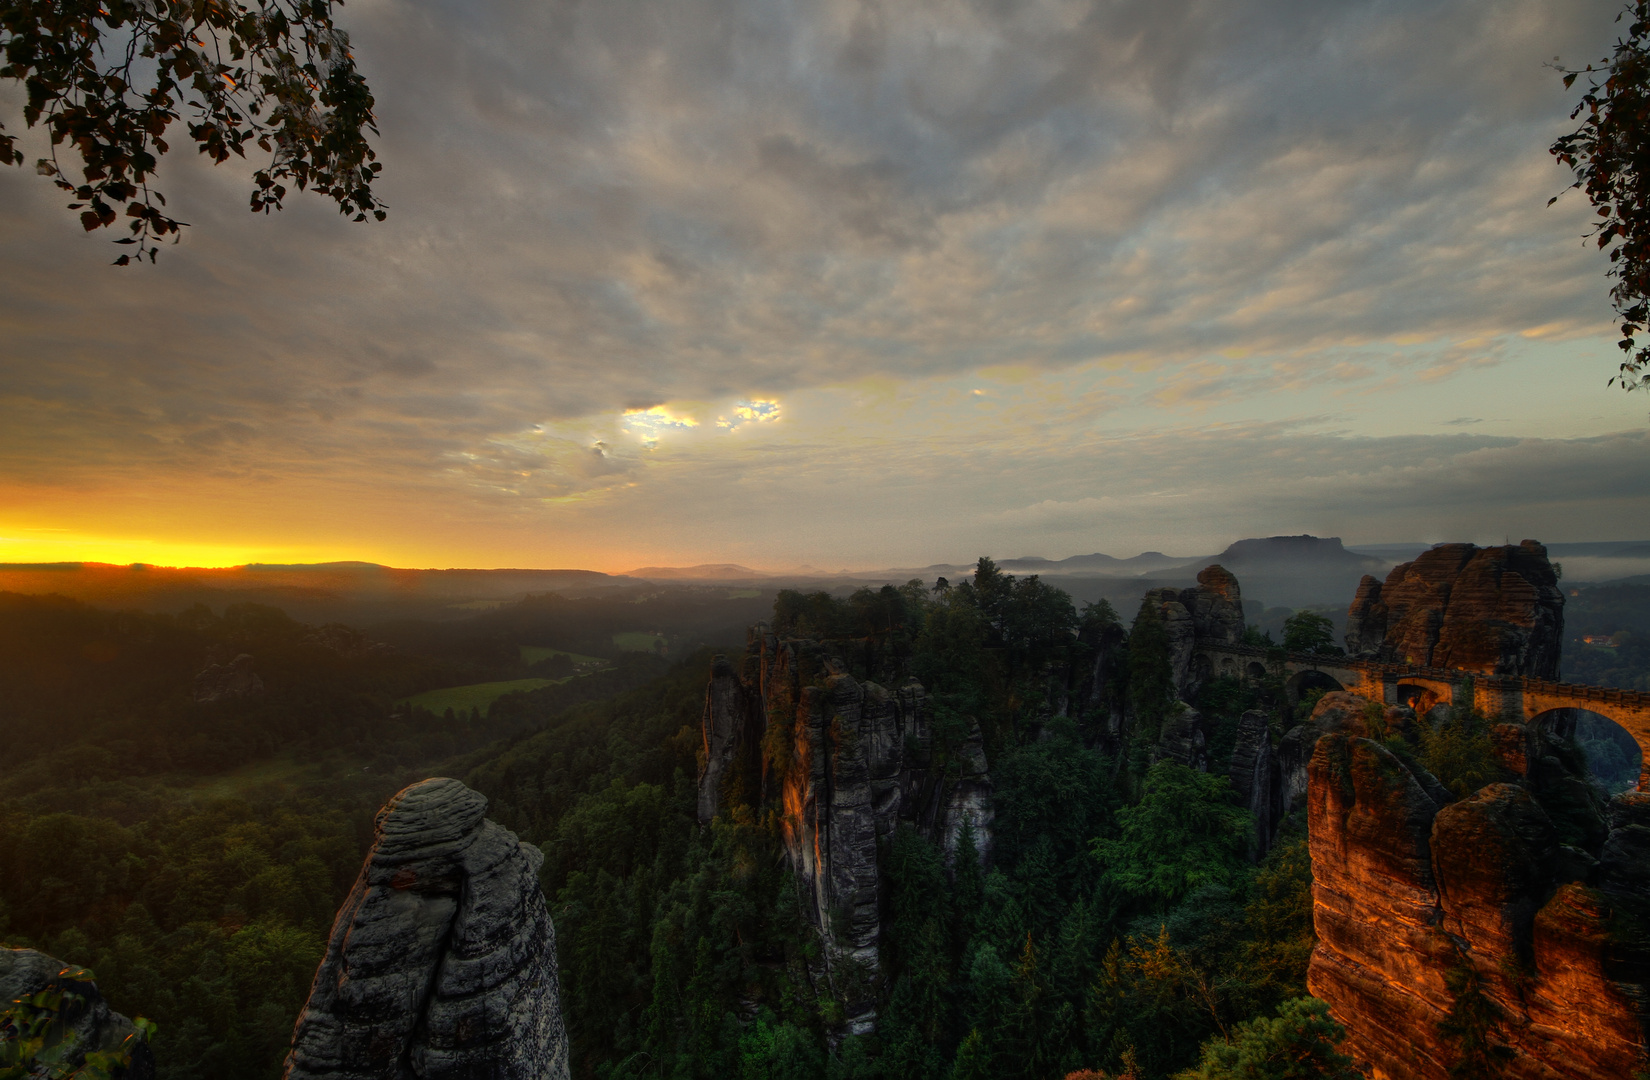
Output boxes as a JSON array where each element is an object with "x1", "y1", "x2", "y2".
[{"x1": 0, "y1": 0, "x2": 385, "y2": 264}]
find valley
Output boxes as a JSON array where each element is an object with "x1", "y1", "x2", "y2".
[{"x1": 3, "y1": 537, "x2": 1648, "y2": 1078}]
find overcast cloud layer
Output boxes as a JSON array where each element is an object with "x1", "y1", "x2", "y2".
[{"x1": 1, "y1": 0, "x2": 1645, "y2": 570}]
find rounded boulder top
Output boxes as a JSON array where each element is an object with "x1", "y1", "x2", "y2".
[{"x1": 373, "y1": 777, "x2": 490, "y2": 861}]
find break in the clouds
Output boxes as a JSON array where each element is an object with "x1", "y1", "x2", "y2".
[{"x1": 0, "y1": 0, "x2": 1645, "y2": 569}]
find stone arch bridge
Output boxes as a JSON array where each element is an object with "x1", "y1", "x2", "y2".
[{"x1": 1194, "y1": 641, "x2": 1650, "y2": 789}]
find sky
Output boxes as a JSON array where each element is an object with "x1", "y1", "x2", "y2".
[{"x1": 2, "y1": 0, "x2": 1648, "y2": 573}]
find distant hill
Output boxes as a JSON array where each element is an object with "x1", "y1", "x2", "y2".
[
  {"x1": 624, "y1": 564, "x2": 773, "y2": 581},
  {"x1": 0, "y1": 562, "x2": 636, "y2": 623},
  {"x1": 1132, "y1": 535, "x2": 1395, "y2": 612},
  {"x1": 1209, "y1": 535, "x2": 1387, "y2": 573}
]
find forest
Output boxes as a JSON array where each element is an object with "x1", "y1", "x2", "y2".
[{"x1": 0, "y1": 561, "x2": 1613, "y2": 1079}]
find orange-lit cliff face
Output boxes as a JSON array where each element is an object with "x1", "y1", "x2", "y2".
[
  {"x1": 1344, "y1": 541, "x2": 1565, "y2": 679},
  {"x1": 1303, "y1": 701, "x2": 1649, "y2": 1080},
  {"x1": 695, "y1": 627, "x2": 993, "y2": 1036}
]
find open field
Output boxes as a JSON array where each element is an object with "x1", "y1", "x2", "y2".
[
  {"x1": 405, "y1": 678, "x2": 557, "y2": 714},
  {"x1": 519, "y1": 645, "x2": 607, "y2": 666},
  {"x1": 613, "y1": 631, "x2": 668, "y2": 652}
]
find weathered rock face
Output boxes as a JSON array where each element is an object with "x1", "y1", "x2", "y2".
[
  {"x1": 284, "y1": 778, "x2": 569, "y2": 1080},
  {"x1": 193, "y1": 652, "x2": 263, "y2": 703},
  {"x1": 1072, "y1": 618, "x2": 1127, "y2": 753},
  {"x1": 697, "y1": 654, "x2": 766, "y2": 824},
  {"x1": 1142, "y1": 589, "x2": 1197, "y2": 696},
  {"x1": 1142, "y1": 564, "x2": 1246, "y2": 700},
  {"x1": 1274, "y1": 693, "x2": 1423, "y2": 825},
  {"x1": 1189, "y1": 564, "x2": 1246, "y2": 645},
  {"x1": 1304, "y1": 700, "x2": 1650, "y2": 1080},
  {"x1": 1156, "y1": 706, "x2": 1209, "y2": 773},
  {"x1": 0, "y1": 949, "x2": 155, "y2": 1079},
  {"x1": 697, "y1": 627, "x2": 993, "y2": 1034},
  {"x1": 1343, "y1": 541, "x2": 1564, "y2": 678},
  {"x1": 1227, "y1": 709, "x2": 1274, "y2": 856}
]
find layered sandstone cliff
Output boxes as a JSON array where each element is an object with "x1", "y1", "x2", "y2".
[
  {"x1": 1344, "y1": 541, "x2": 1564, "y2": 678},
  {"x1": 1304, "y1": 705, "x2": 1649, "y2": 1079},
  {"x1": 284, "y1": 778, "x2": 569, "y2": 1080},
  {"x1": 697, "y1": 627, "x2": 992, "y2": 1034}
]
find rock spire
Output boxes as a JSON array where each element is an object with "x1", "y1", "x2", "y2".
[{"x1": 283, "y1": 777, "x2": 569, "y2": 1080}]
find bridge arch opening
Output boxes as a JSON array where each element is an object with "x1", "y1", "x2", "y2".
[
  {"x1": 1531, "y1": 708, "x2": 1642, "y2": 795},
  {"x1": 1246, "y1": 661, "x2": 1267, "y2": 680},
  {"x1": 1285, "y1": 669, "x2": 1345, "y2": 707}
]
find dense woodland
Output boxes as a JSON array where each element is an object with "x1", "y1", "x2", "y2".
[
  {"x1": 1, "y1": 568, "x2": 1643, "y2": 1079},
  {"x1": 1562, "y1": 581, "x2": 1650, "y2": 691}
]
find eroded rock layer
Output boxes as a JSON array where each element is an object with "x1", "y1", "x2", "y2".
[
  {"x1": 1343, "y1": 541, "x2": 1564, "y2": 678},
  {"x1": 697, "y1": 628, "x2": 993, "y2": 1033},
  {"x1": 1304, "y1": 702, "x2": 1649, "y2": 1080},
  {"x1": 283, "y1": 777, "x2": 569, "y2": 1080}
]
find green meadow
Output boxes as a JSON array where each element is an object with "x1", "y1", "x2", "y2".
[{"x1": 404, "y1": 678, "x2": 557, "y2": 715}]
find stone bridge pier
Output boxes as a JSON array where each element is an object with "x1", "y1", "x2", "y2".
[{"x1": 1195, "y1": 642, "x2": 1650, "y2": 791}]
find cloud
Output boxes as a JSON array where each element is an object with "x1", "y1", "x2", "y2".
[{"x1": 0, "y1": 0, "x2": 1640, "y2": 567}]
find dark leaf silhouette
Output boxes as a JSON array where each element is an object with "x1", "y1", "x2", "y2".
[{"x1": 1, "y1": 0, "x2": 386, "y2": 263}]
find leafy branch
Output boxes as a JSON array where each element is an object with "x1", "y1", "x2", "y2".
[
  {"x1": 0, "y1": 0, "x2": 385, "y2": 264},
  {"x1": 1551, "y1": 1, "x2": 1650, "y2": 389}
]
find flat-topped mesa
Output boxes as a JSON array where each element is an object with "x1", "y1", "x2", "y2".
[
  {"x1": 283, "y1": 778, "x2": 569, "y2": 1080},
  {"x1": 1344, "y1": 540, "x2": 1564, "y2": 679},
  {"x1": 697, "y1": 626, "x2": 993, "y2": 1035}
]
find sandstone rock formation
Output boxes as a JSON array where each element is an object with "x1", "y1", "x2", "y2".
[
  {"x1": 193, "y1": 652, "x2": 263, "y2": 703},
  {"x1": 1344, "y1": 541, "x2": 1564, "y2": 678},
  {"x1": 1071, "y1": 614, "x2": 1127, "y2": 751},
  {"x1": 1156, "y1": 706, "x2": 1210, "y2": 773},
  {"x1": 1227, "y1": 709, "x2": 1274, "y2": 857},
  {"x1": 1142, "y1": 564, "x2": 1246, "y2": 699},
  {"x1": 284, "y1": 778, "x2": 569, "y2": 1080},
  {"x1": 697, "y1": 627, "x2": 993, "y2": 1034},
  {"x1": 0, "y1": 949, "x2": 155, "y2": 1079},
  {"x1": 1304, "y1": 702, "x2": 1650, "y2": 1080}
]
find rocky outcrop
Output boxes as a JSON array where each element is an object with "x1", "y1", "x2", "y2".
[
  {"x1": 1274, "y1": 693, "x2": 1424, "y2": 822},
  {"x1": 1156, "y1": 706, "x2": 1210, "y2": 772},
  {"x1": 1228, "y1": 709, "x2": 1274, "y2": 856},
  {"x1": 1188, "y1": 564, "x2": 1246, "y2": 645},
  {"x1": 193, "y1": 653, "x2": 263, "y2": 703},
  {"x1": 697, "y1": 627, "x2": 992, "y2": 1034},
  {"x1": 1072, "y1": 617, "x2": 1128, "y2": 752},
  {"x1": 284, "y1": 778, "x2": 569, "y2": 1080},
  {"x1": 1142, "y1": 564, "x2": 1247, "y2": 700},
  {"x1": 1343, "y1": 541, "x2": 1564, "y2": 679},
  {"x1": 0, "y1": 949, "x2": 155, "y2": 1079},
  {"x1": 1304, "y1": 699, "x2": 1650, "y2": 1080},
  {"x1": 697, "y1": 654, "x2": 766, "y2": 823},
  {"x1": 1141, "y1": 588, "x2": 1197, "y2": 696}
]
